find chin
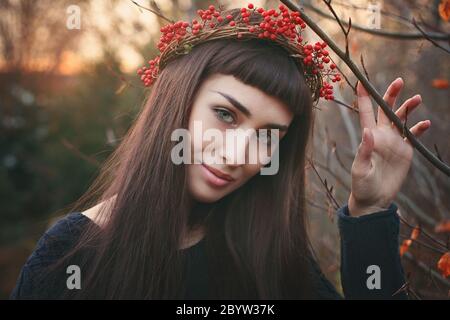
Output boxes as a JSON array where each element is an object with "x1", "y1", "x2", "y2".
[{"x1": 188, "y1": 184, "x2": 228, "y2": 203}]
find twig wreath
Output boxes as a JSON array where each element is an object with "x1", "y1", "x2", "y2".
[{"x1": 137, "y1": 3, "x2": 342, "y2": 104}]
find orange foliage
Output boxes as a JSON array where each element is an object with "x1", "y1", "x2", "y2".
[
  {"x1": 437, "y1": 252, "x2": 450, "y2": 278},
  {"x1": 411, "y1": 226, "x2": 420, "y2": 240},
  {"x1": 439, "y1": 0, "x2": 450, "y2": 21},
  {"x1": 400, "y1": 239, "x2": 412, "y2": 257},
  {"x1": 400, "y1": 226, "x2": 420, "y2": 257},
  {"x1": 435, "y1": 220, "x2": 450, "y2": 233},
  {"x1": 432, "y1": 78, "x2": 449, "y2": 89}
]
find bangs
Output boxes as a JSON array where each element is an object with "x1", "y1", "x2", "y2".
[{"x1": 203, "y1": 38, "x2": 312, "y2": 115}]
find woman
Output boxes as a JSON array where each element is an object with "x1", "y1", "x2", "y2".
[{"x1": 10, "y1": 5, "x2": 430, "y2": 299}]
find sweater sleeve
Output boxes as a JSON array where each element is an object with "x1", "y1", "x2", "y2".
[
  {"x1": 9, "y1": 213, "x2": 87, "y2": 299},
  {"x1": 337, "y1": 202, "x2": 407, "y2": 299}
]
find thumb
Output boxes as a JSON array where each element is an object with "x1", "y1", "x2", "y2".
[{"x1": 354, "y1": 128, "x2": 374, "y2": 171}]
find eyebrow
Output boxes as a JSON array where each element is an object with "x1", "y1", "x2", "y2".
[{"x1": 210, "y1": 90, "x2": 289, "y2": 132}]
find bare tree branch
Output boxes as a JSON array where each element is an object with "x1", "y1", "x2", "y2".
[
  {"x1": 412, "y1": 17, "x2": 450, "y2": 54},
  {"x1": 302, "y1": 0, "x2": 450, "y2": 41}
]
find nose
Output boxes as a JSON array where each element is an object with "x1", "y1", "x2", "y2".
[{"x1": 217, "y1": 129, "x2": 253, "y2": 167}]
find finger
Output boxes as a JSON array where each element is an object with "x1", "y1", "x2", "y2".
[
  {"x1": 377, "y1": 77, "x2": 404, "y2": 126},
  {"x1": 404, "y1": 120, "x2": 431, "y2": 143},
  {"x1": 356, "y1": 81, "x2": 376, "y2": 131},
  {"x1": 353, "y1": 127, "x2": 374, "y2": 174},
  {"x1": 395, "y1": 94, "x2": 422, "y2": 122}
]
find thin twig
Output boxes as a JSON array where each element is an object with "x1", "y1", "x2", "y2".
[
  {"x1": 327, "y1": 0, "x2": 433, "y2": 29},
  {"x1": 303, "y1": 0, "x2": 450, "y2": 41},
  {"x1": 61, "y1": 138, "x2": 101, "y2": 167},
  {"x1": 307, "y1": 158, "x2": 341, "y2": 210},
  {"x1": 328, "y1": 55, "x2": 354, "y2": 90},
  {"x1": 412, "y1": 17, "x2": 450, "y2": 55},
  {"x1": 322, "y1": 0, "x2": 351, "y2": 58},
  {"x1": 360, "y1": 54, "x2": 370, "y2": 82},
  {"x1": 403, "y1": 252, "x2": 450, "y2": 288},
  {"x1": 398, "y1": 215, "x2": 448, "y2": 250},
  {"x1": 332, "y1": 98, "x2": 359, "y2": 112},
  {"x1": 130, "y1": 0, "x2": 174, "y2": 23},
  {"x1": 399, "y1": 234, "x2": 448, "y2": 255}
]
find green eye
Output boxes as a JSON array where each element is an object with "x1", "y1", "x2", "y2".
[{"x1": 214, "y1": 108, "x2": 235, "y2": 124}]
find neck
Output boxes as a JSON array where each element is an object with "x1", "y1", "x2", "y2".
[{"x1": 179, "y1": 197, "x2": 211, "y2": 249}]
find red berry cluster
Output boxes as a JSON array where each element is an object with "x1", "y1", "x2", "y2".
[
  {"x1": 137, "y1": 3, "x2": 341, "y2": 101},
  {"x1": 300, "y1": 42, "x2": 341, "y2": 100}
]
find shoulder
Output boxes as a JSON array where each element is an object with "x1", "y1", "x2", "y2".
[
  {"x1": 35, "y1": 212, "x2": 92, "y2": 256},
  {"x1": 9, "y1": 212, "x2": 92, "y2": 299},
  {"x1": 80, "y1": 196, "x2": 116, "y2": 227}
]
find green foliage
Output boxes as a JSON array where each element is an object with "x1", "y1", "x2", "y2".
[{"x1": 0, "y1": 55, "x2": 144, "y2": 244}]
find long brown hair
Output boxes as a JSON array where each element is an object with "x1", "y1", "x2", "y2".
[{"x1": 43, "y1": 8, "x2": 316, "y2": 299}]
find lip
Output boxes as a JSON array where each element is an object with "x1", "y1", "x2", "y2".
[{"x1": 201, "y1": 164, "x2": 234, "y2": 187}]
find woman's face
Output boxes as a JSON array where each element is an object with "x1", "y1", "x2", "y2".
[{"x1": 186, "y1": 73, "x2": 294, "y2": 203}]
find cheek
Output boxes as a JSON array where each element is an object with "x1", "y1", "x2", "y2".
[{"x1": 188, "y1": 112, "x2": 220, "y2": 158}]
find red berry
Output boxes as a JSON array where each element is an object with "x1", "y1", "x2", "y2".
[{"x1": 248, "y1": 3, "x2": 254, "y2": 9}]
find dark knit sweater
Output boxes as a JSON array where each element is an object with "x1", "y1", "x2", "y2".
[{"x1": 10, "y1": 203, "x2": 407, "y2": 299}]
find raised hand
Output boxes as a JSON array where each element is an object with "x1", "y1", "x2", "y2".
[{"x1": 348, "y1": 78, "x2": 431, "y2": 217}]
